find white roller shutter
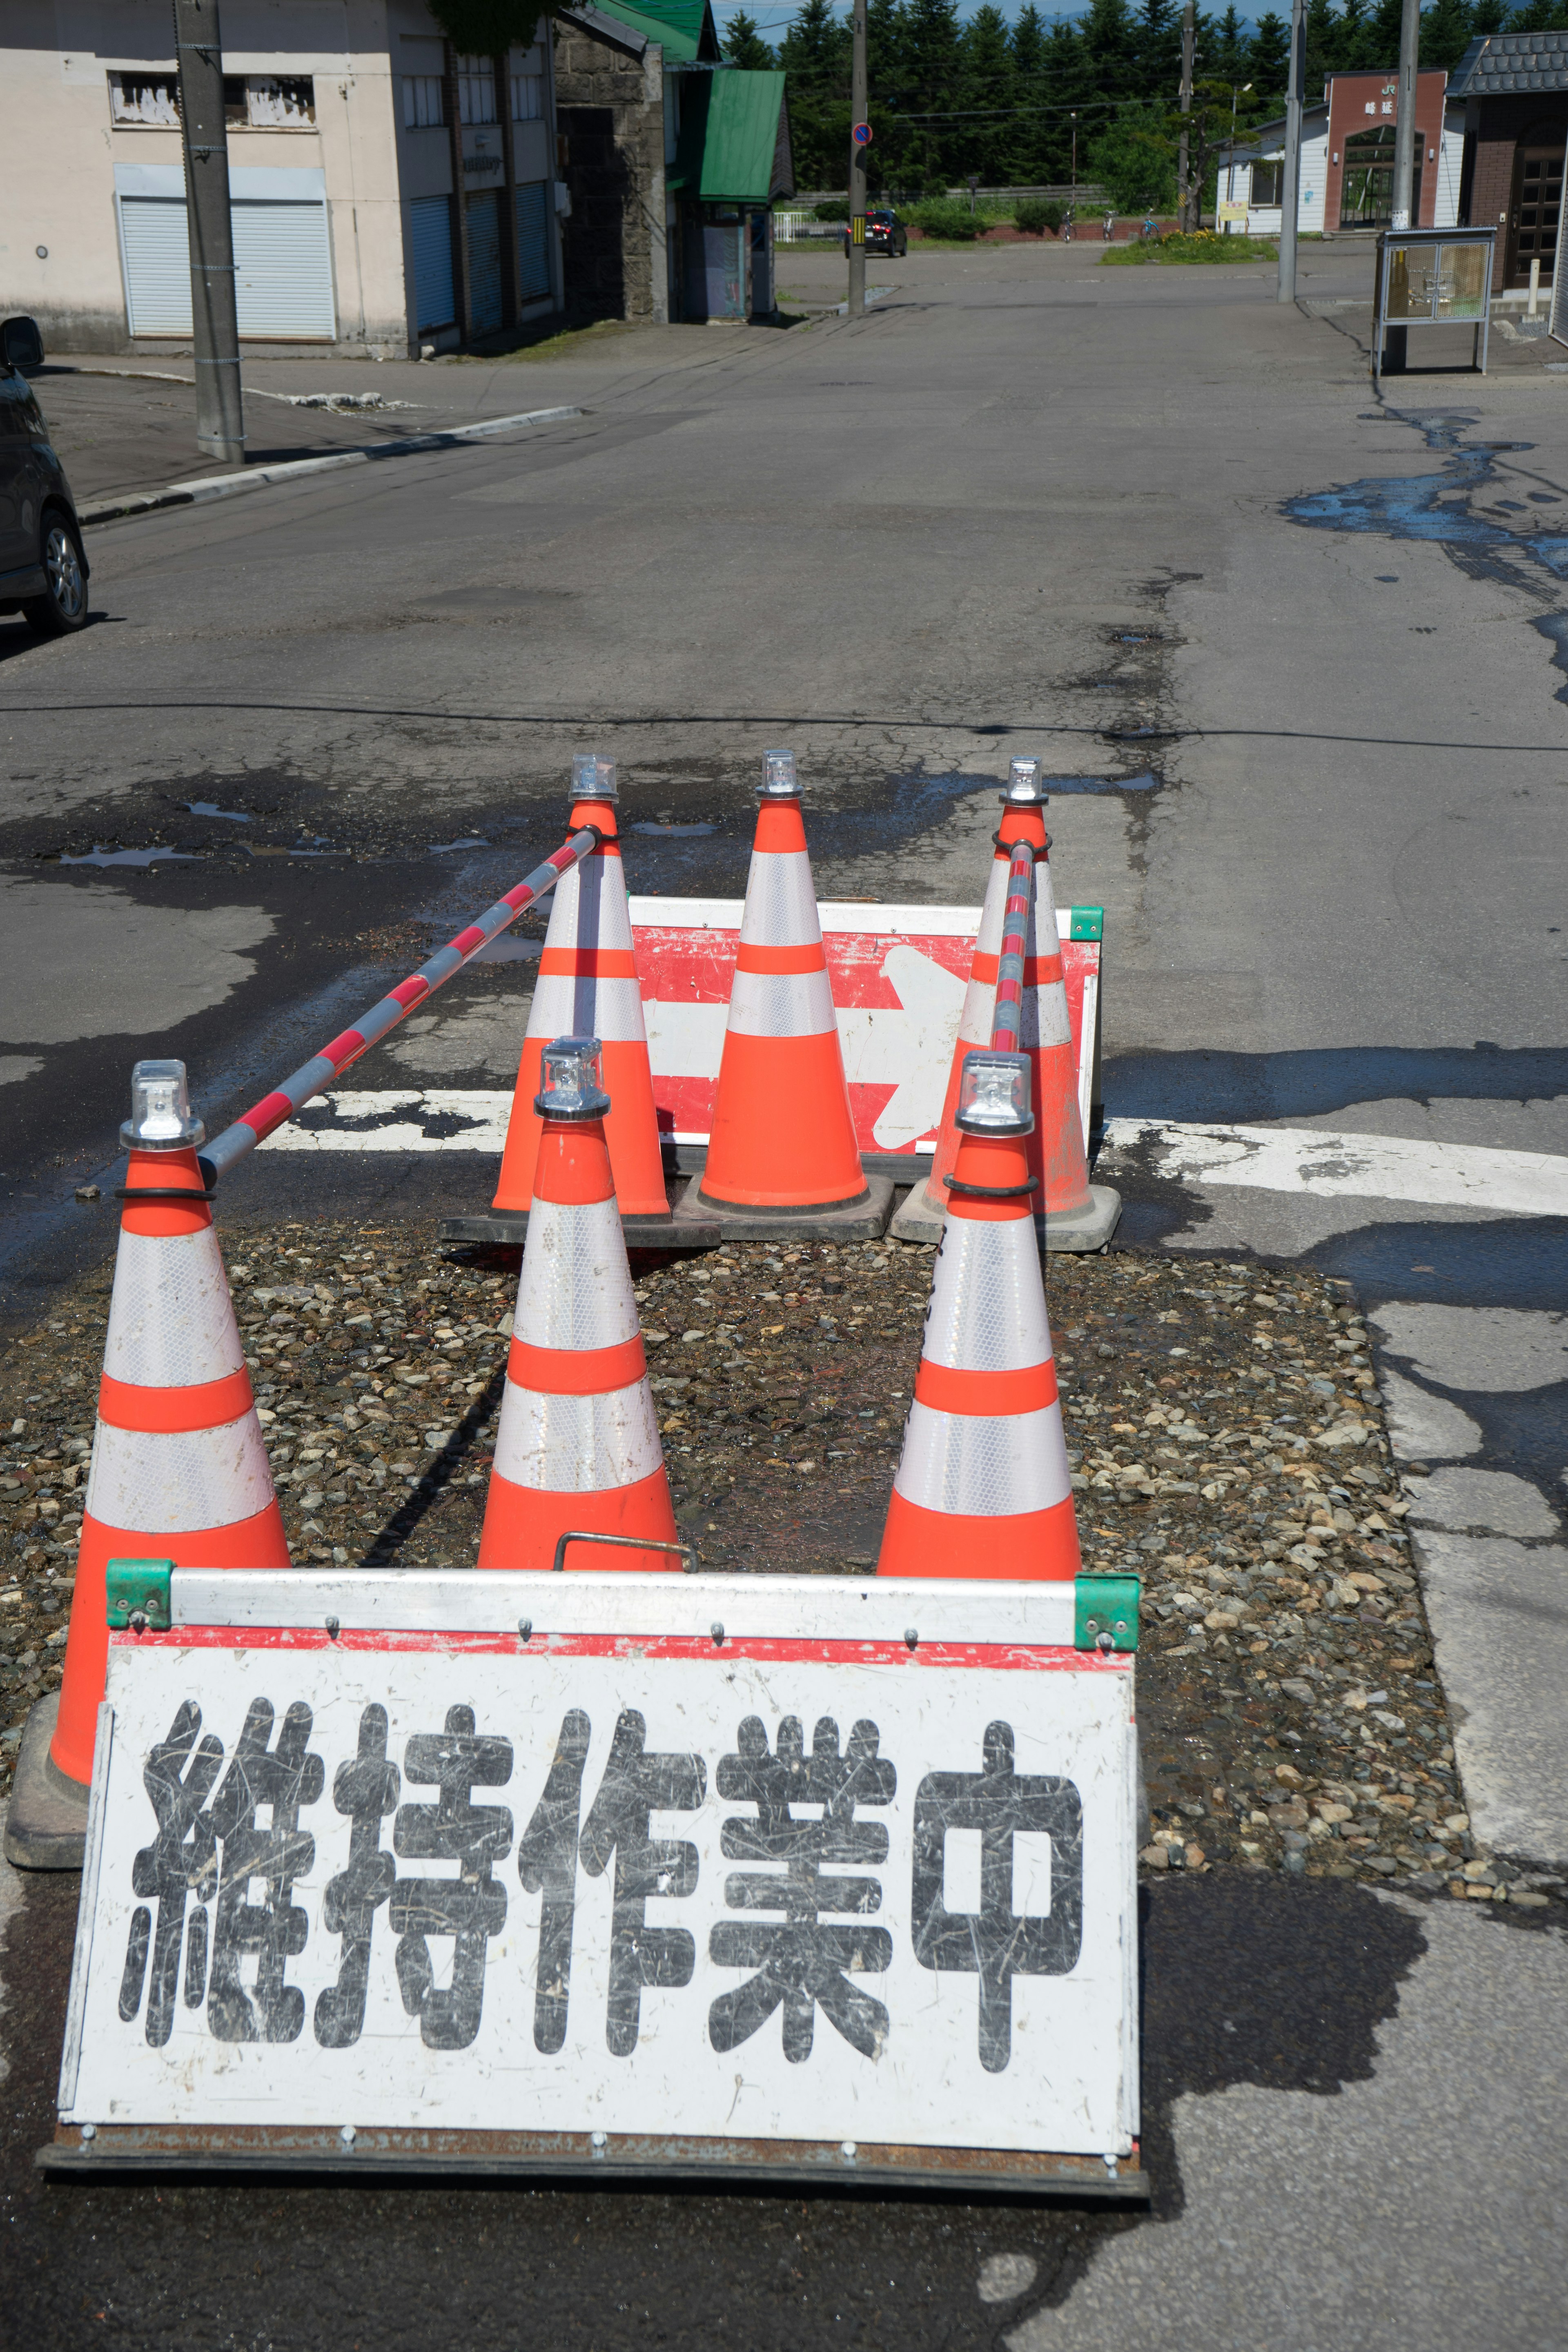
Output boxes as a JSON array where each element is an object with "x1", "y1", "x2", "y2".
[
  {"x1": 116, "y1": 166, "x2": 334, "y2": 341},
  {"x1": 118, "y1": 198, "x2": 194, "y2": 336},
  {"x1": 233, "y1": 200, "x2": 335, "y2": 338}
]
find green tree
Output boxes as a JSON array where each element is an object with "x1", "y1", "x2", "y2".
[
  {"x1": 778, "y1": 0, "x2": 851, "y2": 187},
  {"x1": 1080, "y1": 0, "x2": 1140, "y2": 107},
  {"x1": 722, "y1": 9, "x2": 776, "y2": 67},
  {"x1": 1088, "y1": 96, "x2": 1178, "y2": 208},
  {"x1": 1134, "y1": 0, "x2": 1182, "y2": 100},
  {"x1": 957, "y1": 3, "x2": 1016, "y2": 181},
  {"x1": 1210, "y1": 3, "x2": 1251, "y2": 82},
  {"x1": 1246, "y1": 11, "x2": 1292, "y2": 106}
]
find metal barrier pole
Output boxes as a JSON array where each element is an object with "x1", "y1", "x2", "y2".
[
  {"x1": 200, "y1": 826, "x2": 601, "y2": 1184},
  {"x1": 990, "y1": 838, "x2": 1036, "y2": 1053}
]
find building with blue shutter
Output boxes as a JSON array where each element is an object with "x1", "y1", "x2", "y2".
[{"x1": 2, "y1": 2, "x2": 567, "y2": 358}]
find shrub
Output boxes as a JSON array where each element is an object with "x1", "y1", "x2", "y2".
[
  {"x1": 908, "y1": 198, "x2": 982, "y2": 241},
  {"x1": 814, "y1": 200, "x2": 848, "y2": 222},
  {"x1": 1014, "y1": 199, "x2": 1063, "y2": 236}
]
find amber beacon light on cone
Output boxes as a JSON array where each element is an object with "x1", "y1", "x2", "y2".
[
  {"x1": 673, "y1": 749, "x2": 893, "y2": 1243},
  {"x1": 477, "y1": 1037, "x2": 682, "y2": 1575},
  {"x1": 4, "y1": 1060, "x2": 291, "y2": 1871},
  {"x1": 876, "y1": 1049, "x2": 1082, "y2": 1584}
]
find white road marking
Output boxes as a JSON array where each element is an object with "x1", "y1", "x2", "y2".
[
  {"x1": 258, "y1": 1089, "x2": 513, "y2": 1152},
  {"x1": 1104, "y1": 1119, "x2": 1568, "y2": 1218}
]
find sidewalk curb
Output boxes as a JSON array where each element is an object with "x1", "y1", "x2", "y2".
[{"x1": 78, "y1": 405, "x2": 584, "y2": 528}]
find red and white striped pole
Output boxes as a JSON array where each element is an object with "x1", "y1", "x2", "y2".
[{"x1": 201, "y1": 827, "x2": 601, "y2": 1182}]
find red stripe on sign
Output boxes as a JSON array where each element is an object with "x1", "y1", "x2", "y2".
[
  {"x1": 735, "y1": 943, "x2": 826, "y2": 976},
  {"x1": 98, "y1": 1366, "x2": 254, "y2": 1434},
  {"x1": 508, "y1": 1334, "x2": 647, "y2": 1395},
  {"x1": 118, "y1": 1628, "x2": 1131, "y2": 1670},
  {"x1": 915, "y1": 1358, "x2": 1059, "y2": 1415},
  {"x1": 539, "y1": 949, "x2": 639, "y2": 978}
]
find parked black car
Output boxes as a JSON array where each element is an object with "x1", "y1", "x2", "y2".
[
  {"x1": 843, "y1": 209, "x2": 909, "y2": 259},
  {"x1": 0, "y1": 316, "x2": 89, "y2": 639}
]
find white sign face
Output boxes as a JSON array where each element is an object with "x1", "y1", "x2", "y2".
[{"x1": 65, "y1": 1636, "x2": 1137, "y2": 2158}]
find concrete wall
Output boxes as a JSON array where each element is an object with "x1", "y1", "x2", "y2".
[
  {"x1": 553, "y1": 21, "x2": 667, "y2": 325},
  {"x1": 0, "y1": 0, "x2": 563, "y2": 357}
]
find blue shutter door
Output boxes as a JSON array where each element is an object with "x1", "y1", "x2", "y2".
[
  {"x1": 466, "y1": 190, "x2": 503, "y2": 333},
  {"x1": 118, "y1": 197, "x2": 194, "y2": 336},
  {"x1": 514, "y1": 180, "x2": 551, "y2": 303},
  {"x1": 410, "y1": 194, "x2": 456, "y2": 331},
  {"x1": 232, "y1": 200, "x2": 336, "y2": 338}
]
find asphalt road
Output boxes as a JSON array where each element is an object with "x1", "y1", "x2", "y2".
[{"x1": 0, "y1": 241, "x2": 1564, "y2": 2348}]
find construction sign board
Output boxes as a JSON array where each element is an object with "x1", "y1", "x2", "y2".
[
  {"x1": 53, "y1": 1570, "x2": 1141, "y2": 2194},
  {"x1": 630, "y1": 900, "x2": 1102, "y2": 1160}
]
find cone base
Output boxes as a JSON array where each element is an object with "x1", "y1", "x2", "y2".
[
  {"x1": 876, "y1": 1488, "x2": 1082, "y2": 1581},
  {"x1": 3, "y1": 1694, "x2": 89, "y2": 1869},
  {"x1": 889, "y1": 1178, "x2": 1123, "y2": 1252},
  {"x1": 443, "y1": 1179, "x2": 722, "y2": 1252},
  {"x1": 477, "y1": 1463, "x2": 680, "y2": 1574},
  {"x1": 678, "y1": 1176, "x2": 895, "y2": 1243}
]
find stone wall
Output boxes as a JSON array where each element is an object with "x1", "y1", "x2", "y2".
[{"x1": 553, "y1": 24, "x2": 667, "y2": 324}]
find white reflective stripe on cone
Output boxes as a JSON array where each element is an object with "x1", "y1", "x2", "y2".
[
  {"x1": 924, "y1": 1217, "x2": 1054, "y2": 1371},
  {"x1": 974, "y1": 852, "x2": 1011, "y2": 956},
  {"x1": 739, "y1": 849, "x2": 822, "y2": 947},
  {"x1": 524, "y1": 972, "x2": 648, "y2": 1043},
  {"x1": 102, "y1": 1225, "x2": 244, "y2": 1390},
  {"x1": 493, "y1": 1378, "x2": 664, "y2": 1492},
  {"x1": 727, "y1": 967, "x2": 838, "y2": 1039},
  {"x1": 513, "y1": 1196, "x2": 637, "y2": 1352},
  {"x1": 85, "y1": 1414, "x2": 276, "y2": 1532},
  {"x1": 546, "y1": 853, "x2": 635, "y2": 952},
  {"x1": 893, "y1": 1401, "x2": 1071, "y2": 1517}
]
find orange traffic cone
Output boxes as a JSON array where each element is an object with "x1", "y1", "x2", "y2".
[
  {"x1": 479, "y1": 755, "x2": 713, "y2": 1244},
  {"x1": 478, "y1": 1037, "x2": 681, "y2": 1574},
  {"x1": 674, "y1": 750, "x2": 892, "y2": 1240},
  {"x1": 57, "y1": 1062, "x2": 290, "y2": 1787},
  {"x1": 877, "y1": 1048, "x2": 1081, "y2": 1582},
  {"x1": 892, "y1": 759, "x2": 1119, "y2": 1249}
]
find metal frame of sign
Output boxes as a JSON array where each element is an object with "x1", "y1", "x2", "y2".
[
  {"x1": 629, "y1": 898, "x2": 1102, "y2": 1176},
  {"x1": 46, "y1": 1570, "x2": 1145, "y2": 2199},
  {"x1": 1372, "y1": 225, "x2": 1495, "y2": 380}
]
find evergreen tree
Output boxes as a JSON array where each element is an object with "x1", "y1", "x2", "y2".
[
  {"x1": 778, "y1": 0, "x2": 850, "y2": 188},
  {"x1": 958, "y1": 4, "x2": 1017, "y2": 182},
  {"x1": 1246, "y1": 10, "x2": 1291, "y2": 105},
  {"x1": 1211, "y1": 3, "x2": 1250, "y2": 83},
  {"x1": 1080, "y1": 0, "x2": 1139, "y2": 107},
  {"x1": 902, "y1": 0, "x2": 963, "y2": 189},
  {"x1": 722, "y1": 9, "x2": 776, "y2": 67},
  {"x1": 1134, "y1": 0, "x2": 1182, "y2": 100}
]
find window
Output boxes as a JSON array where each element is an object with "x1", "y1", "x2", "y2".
[
  {"x1": 403, "y1": 75, "x2": 445, "y2": 128},
  {"x1": 108, "y1": 70, "x2": 315, "y2": 129},
  {"x1": 108, "y1": 72, "x2": 180, "y2": 127},
  {"x1": 511, "y1": 70, "x2": 543, "y2": 122},
  {"x1": 457, "y1": 56, "x2": 497, "y2": 125},
  {"x1": 1251, "y1": 158, "x2": 1284, "y2": 207},
  {"x1": 245, "y1": 77, "x2": 315, "y2": 127}
]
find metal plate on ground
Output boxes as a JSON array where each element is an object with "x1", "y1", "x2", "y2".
[{"x1": 52, "y1": 1572, "x2": 1138, "y2": 2187}]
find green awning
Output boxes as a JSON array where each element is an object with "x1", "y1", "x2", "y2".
[
  {"x1": 668, "y1": 69, "x2": 791, "y2": 203},
  {"x1": 580, "y1": 0, "x2": 720, "y2": 64}
]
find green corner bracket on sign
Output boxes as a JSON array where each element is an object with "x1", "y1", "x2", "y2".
[
  {"x1": 1069, "y1": 907, "x2": 1104, "y2": 942},
  {"x1": 105, "y1": 1559, "x2": 173, "y2": 1630},
  {"x1": 1074, "y1": 1573, "x2": 1138, "y2": 1652}
]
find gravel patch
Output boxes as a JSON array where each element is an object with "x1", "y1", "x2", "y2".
[{"x1": 0, "y1": 1223, "x2": 1556, "y2": 1917}]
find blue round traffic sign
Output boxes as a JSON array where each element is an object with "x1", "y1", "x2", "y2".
[{"x1": 853, "y1": 121, "x2": 873, "y2": 146}]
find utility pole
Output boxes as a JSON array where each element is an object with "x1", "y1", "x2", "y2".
[
  {"x1": 1383, "y1": 0, "x2": 1421, "y2": 370},
  {"x1": 172, "y1": 0, "x2": 244, "y2": 465},
  {"x1": 1178, "y1": 0, "x2": 1195, "y2": 234},
  {"x1": 1275, "y1": 0, "x2": 1306, "y2": 303},
  {"x1": 847, "y1": 0, "x2": 868, "y2": 319}
]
